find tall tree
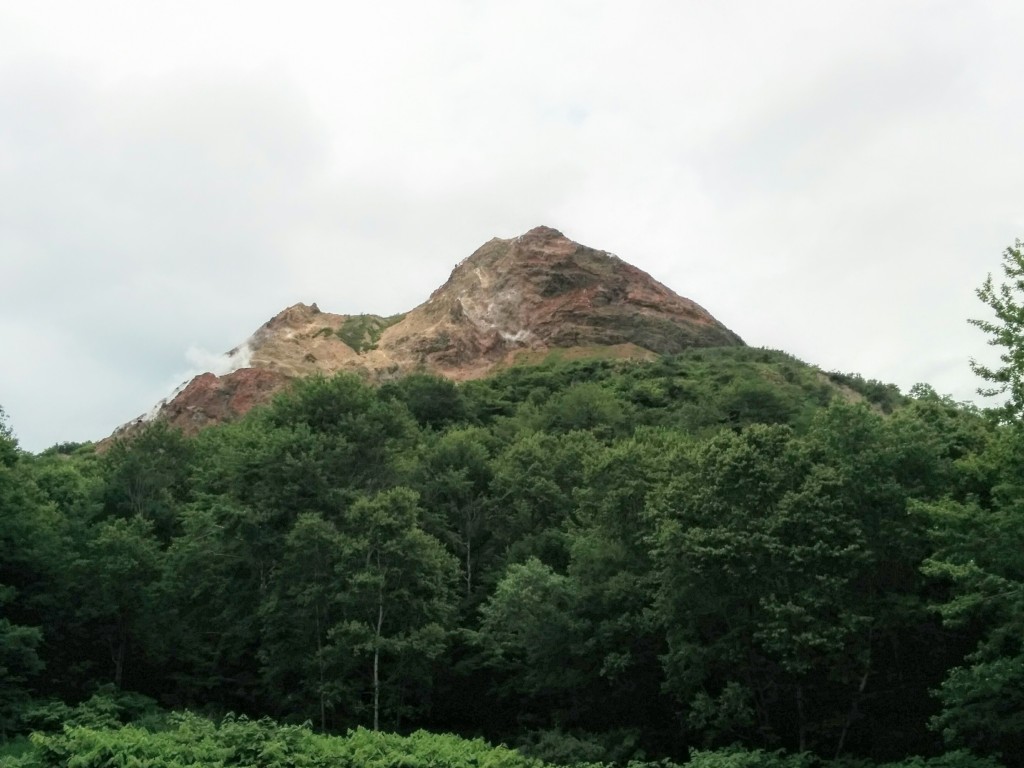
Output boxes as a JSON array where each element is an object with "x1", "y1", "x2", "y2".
[
  {"x1": 259, "y1": 512, "x2": 349, "y2": 730},
  {"x1": 913, "y1": 239, "x2": 1024, "y2": 765},
  {"x1": 75, "y1": 516, "x2": 161, "y2": 690},
  {"x1": 263, "y1": 374, "x2": 417, "y2": 500},
  {"x1": 156, "y1": 499, "x2": 266, "y2": 712},
  {"x1": 476, "y1": 558, "x2": 590, "y2": 726},
  {"x1": 414, "y1": 427, "x2": 495, "y2": 601},
  {"x1": 0, "y1": 411, "x2": 44, "y2": 736},
  {"x1": 970, "y1": 239, "x2": 1024, "y2": 421},
  {"x1": 487, "y1": 430, "x2": 601, "y2": 572},
  {"x1": 655, "y1": 421, "x2": 893, "y2": 755},
  {"x1": 919, "y1": 427, "x2": 1024, "y2": 766},
  {"x1": 334, "y1": 488, "x2": 458, "y2": 731},
  {"x1": 568, "y1": 428, "x2": 684, "y2": 733},
  {"x1": 0, "y1": 586, "x2": 43, "y2": 738},
  {"x1": 0, "y1": 407, "x2": 58, "y2": 727},
  {"x1": 101, "y1": 422, "x2": 193, "y2": 542}
]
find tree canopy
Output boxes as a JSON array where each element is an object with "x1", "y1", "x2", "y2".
[{"x1": 0, "y1": 322, "x2": 1021, "y2": 768}]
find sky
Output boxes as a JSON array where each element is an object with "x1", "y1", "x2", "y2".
[{"x1": 2, "y1": 1, "x2": 1023, "y2": 452}]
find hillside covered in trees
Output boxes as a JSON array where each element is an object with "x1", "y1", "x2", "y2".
[
  {"x1": 4, "y1": 331, "x2": 1023, "y2": 768},
  {"x1": 6, "y1": 238, "x2": 1024, "y2": 768}
]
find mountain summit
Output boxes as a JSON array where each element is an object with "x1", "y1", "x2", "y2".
[{"x1": 120, "y1": 226, "x2": 743, "y2": 435}]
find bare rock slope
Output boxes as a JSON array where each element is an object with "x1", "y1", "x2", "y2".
[{"x1": 121, "y1": 226, "x2": 743, "y2": 435}]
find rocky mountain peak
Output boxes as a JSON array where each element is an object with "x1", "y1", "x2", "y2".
[
  {"x1": 114, "y1": 227, "x2": 744, "y2": 438},
  {"x1": 261, "y1": 302, "x2": 322, "y2": 328},
  {"x1": 521, "y1": 224, "x2": 565, "y2": 237}
]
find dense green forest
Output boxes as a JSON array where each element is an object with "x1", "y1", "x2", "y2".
[{"x1": 3, "y1": 245, "x2": 1024, "y2": 768}]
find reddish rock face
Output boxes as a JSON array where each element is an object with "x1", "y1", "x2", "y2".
[
  {"x1": 114, "y1": 226, "x2": 744, "y2": 438},
  {"x1": 390, "y1": 226, "x2": 742, "y2": 376},
  {"x1": 157, "y1": 368, "x2": 290, "y2": 434}
]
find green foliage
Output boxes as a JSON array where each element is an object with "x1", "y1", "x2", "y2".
[
  {"x1": 0, "y1": 411, "x2": 69, "y2": 737},
  {"x1": 917, "y1": 429, "x2": 1024, "y2": 761},
  {"x1": 5, "y1": 714, "x2": 549, "y2": 768},
  {"x1": 153, "y1": 498, "x2": 263, "y2": 710},
  {"x1": 334, "y1": 726, "x2": 544, "y2": 768},
  {"x1": 381, "y1": 374, "x2": 468, "y2": 430},
  {"x1": 909, "y1": 240, "x2": 1024, "y2": 764},
  {"x1": 18, "y1": 688, "x2": 163, "y2": 733},
  {"x1": 337, "y1": 313, "x2": 405, "y2": 353},
  {"x1": 101, "y1": 421, "x2": 193, "y2": 541},
  {"x1": 3, "y1": 711, "x2": 1006, "y2": 768},
  {"x1": 514, "y1": 727, "x2": 644, "y2": 764},
  {"x1": 486, "y1": 430, "x2": 600, "y2": 572},
  {"x1": 258, "y1": 511, "x2": 350, "y2": 729},
  {"x1": 653, "y1": 405, "x2": 957, "y2": 756},
  {"x1": 467, "y1": 347, "x2": 838, "y2": 438},
  {"x1": 333, "y1": 488, "x2": 459, "y2": 730},
  {"x1": 0, "y1": 588, "x2": 42, "y2": 738},
  {"x1": 0, "y1": 341, "x2": 1010, "y2": 767},
  {"x1": 0, "y1": 407, "x2": 17, "y2": 468},
  {"x1": 478, "y1": 558, "x2": 587, "y2": 702},
  {"x1": 539, "y1": 382, "x2": 632, "y2": 438},
  {"x1": 686, "y1": 746, "x2": 817, "y2": 767},
  {"x1": 827, "y1": 372, "x2": 905, "y2": 413},
  {"x1": 413, "y1": 427, "x2": 495, "y2": 599},
  {"x1": 75, "y1": 516, "x2": 162, "y2": 689},
  {"x1": 969, "y1": 239, "x2": 1024, "y2": 420},
  {"x1": 208, "y1": 374, "x2": 417, "y2": 518},
  {"x1": 0, "y1": 738, "x2": 31, "y2": 762},
  {"x1": 870, "y1": 753, "x2": 1006, "y2": 768}
]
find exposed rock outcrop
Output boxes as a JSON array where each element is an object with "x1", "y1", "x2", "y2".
[{"x1": 115, "y1": 226, "x2": 743, "y2": 437}]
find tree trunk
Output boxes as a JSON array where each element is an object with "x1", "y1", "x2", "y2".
[
  {"x1": 373, "y1": 598, "x2": 383, "y2": 731},
  {"x1": 316, "y1": 602, "x2": 326, "y2": 732},
  {"x1": 796, "y1": 684, "x2": 807, "y2": 753},
  {"x1": 465, "y1": 525, "x2": 472, "y2": 597},
  {"x1": 835, "y1": 630, "x2": 873, "y2": 759},
  {"x1": 111, "y1": 618, "x2": 127, "y2": 689}
]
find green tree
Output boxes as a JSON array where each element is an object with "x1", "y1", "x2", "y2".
[
  {"x1": 919, "y1": 427, "x2": 1024, "y2": 765},
  {"x1": 334, "y1": 488, "x2": 458, "y2": 730},
  {"x1": 970, "y1": 239, "x2": 1024, "y2": 421},
  {"x1": 0, "y1": 407, "x2": 16, "y2": 465},
  {"x1": 156, "y1": 499, "x2": 266, "y2": 712},
  {"x1": 380, "y1": 374, "x2": 467, "y2": 430},
  {"x1": 75, "y1": 516, "x2": 161, "y2": 689},
  {"x1": 0, "y1": 586, "x2": 43, "y2": 738},
  {"x1": 414, "y1": 427, "x2": 495, "y2": 601},
  {"x1": 0, "y1": 407, "x2": 57, "y2": 733},
  {"x1": 655, "y1": 423, "x2": 876, "y2": 754},
  {"x1": 905, "y1": 244, "x2": 1024, "y2": 764},
  {"x1": 568, "y1": 428, "x2": 684, "y2": 734},
  {"x1": 487, "y1": 430, "x2": 601, "y2": 572},
  {"x1": 539, "y1": 382, "x2": 632, "y2": 439},
  {"x1": 101, "y1": 422, "x2": 193, "y2": 542},
  {"x1": 719, "y1": 377, "x2": 801, "y2": 429},
  {"x1": 182, "y1": 375, "x2": 409, "y2": 533},
  {"x1": 259, "y1": 512, "x2": 349, "y2": 730},
  {"x1": 265, "y1": 374, "x2": 416, "y2": 493},
  {"x1": 476, "y1": 558, "x2": 590, "y2": 725}
]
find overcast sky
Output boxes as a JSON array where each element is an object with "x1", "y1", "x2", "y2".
[{"x1": 3, "y1": 1, "x2": 1023, "y2": 451}]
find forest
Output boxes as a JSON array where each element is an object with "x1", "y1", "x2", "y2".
[{"x1": 2, "y1": 246, "x2": 1024, "y2": 768}]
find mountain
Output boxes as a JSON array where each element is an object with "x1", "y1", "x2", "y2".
[{"x1": 117, "y1": 226, "x2": 743, "y2": 436}]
